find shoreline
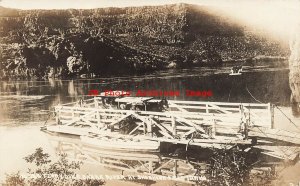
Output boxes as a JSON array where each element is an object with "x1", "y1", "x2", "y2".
[{"x1": 0, "y1": 59, "x2": 288, "y2": 81}]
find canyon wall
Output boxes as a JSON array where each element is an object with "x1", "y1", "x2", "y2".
[
  {"x1": 0, "y1": 4, "x2": 289, "y2": 79},
  {"x1": 289, "y1": 23, "x2": 300, "y2": 115}
]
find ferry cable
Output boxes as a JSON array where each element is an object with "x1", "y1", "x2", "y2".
[
  {"x1": 246, "y1": 89, "x2": 299, "y2": 145},
  {"x1": 246, "y1": 86, "x2": 300, "y2": 131},
  {"x1": 274, "y1": 105, "x2": 300, "y2": 132},
  {"x1": 252, "y1": 113, "x2": 300, "y2": 167},
  {"x1": 271, "y1": 106, "x2": 300, "y2": 165},
  {"x1": 255, "y1": 126, "x2": 300, "y2": 177},
  {"x1": 227, "y1": 80, "x2": 233, "y2": 102},
  {"x1": 246, "y1": 86, "x2": 263, "y2": 104},
  {"x1": 245, "y1": 86, "x2": 300, "y2": 166},
  {"x1": 255, "y1": 126, "x2": 295, "y2": 159}
]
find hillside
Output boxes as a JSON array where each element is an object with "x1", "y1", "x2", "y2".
[{"x1": 0, "y1": 4, "x2": 289, "y2": 79}]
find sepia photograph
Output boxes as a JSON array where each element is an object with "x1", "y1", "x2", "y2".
[{"x1": 0, "y1": 0, "x2": 300, "y2": 185}]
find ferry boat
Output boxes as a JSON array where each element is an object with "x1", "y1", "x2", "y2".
[{"x1": 229, "y1": 66, "x2": 243, "y2": 76}]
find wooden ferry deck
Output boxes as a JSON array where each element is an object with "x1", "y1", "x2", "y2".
[{"x1": 41, "y1": 96, "x2": 300, "y2": 161}]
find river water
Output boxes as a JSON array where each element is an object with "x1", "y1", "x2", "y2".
[
  {"x1": 0, "y1": 65, "x2": 298, "y2": 185},
  {"x1": 0, "y1": 66, "x2": 291, "y2": 126}
]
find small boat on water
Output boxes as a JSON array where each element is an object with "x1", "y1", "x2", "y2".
[
  {"x1": 80, "y1": 134, "x2": 160, "y2": 152},
  {"x1": 229, "y1": 66, "x2": 243, "y2": 76}
]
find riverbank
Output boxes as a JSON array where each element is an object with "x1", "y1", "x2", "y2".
[{"x1": 0, "y1": 58, "x2": 288, "y2": 81}]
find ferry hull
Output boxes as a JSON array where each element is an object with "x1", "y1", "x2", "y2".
[{"x1": 80, "y1": 135, "x2": 160, "y2": 153}]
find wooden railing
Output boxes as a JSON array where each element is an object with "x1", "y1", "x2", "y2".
[
  {"x1": 53, "y1": 97, "x2": 273, "y2": 138},
  {"x1": 168, "y1": 100, "x2": 273, "y2": 129}
]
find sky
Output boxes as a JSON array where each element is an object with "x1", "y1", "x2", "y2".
[
  {"x1": 0, "y1": 0, "x2": 299, "y2": 40},
  {"x1": 0, "y1": 0, "x2": 298, "y2": 10},
  {"x1": 0, "y1": 0, "x2": 210, "y2": 9}
]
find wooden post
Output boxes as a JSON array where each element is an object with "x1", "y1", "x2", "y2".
[
  {"x1": 173, "y1": 160, "x2": 177, "y2": 178},
  {"x1": 55, "y1": 107, "x2": 58, "y2": 124},
  {"x1": 56, "y1": 106, "x2": 61, "y2": 124},
  {"x1": 149, "y1": 161, "x2": 153, "y2": 173},
  {"x1": 94, "y1": 97, "x2": 98, "y2": 108},
  {"x1": 269, "y1": 103, "x2": 275, "y2": 129},
  {"x1": 240, "y1": 104, "x2": 244, "y2": 123},
  {"x1": 206, "y1": 103, "x2": 209, "y2": 113},
  {"x1": 72, "y1": 108, "x2": 75, "y2": 119},
  {"x1": 143, "y1": 121, "x2": 146, "y2": 135},
  {"x1": 171, "y1": 116, "x2": 176, "y2": 135},
  {"x1": 147, "y1": 118, "x2": 152, "y2": 137},
  {"x1": 94, "y1": 97, "x2": 101, "y2": 126},
  {"x1": 96, "y1": 111, "x2": 101, "y2": 126},
  {"x1": 244, "y1": 112, "x2": 250, "y2": 140},
  {"x1": 212, "y1": 117, "x2": 216, "y2": 138},
  {"x1": 56, "y1": 110, "x2": 59, "y2": 124},
  {"x1": 239, "y1": 104, "x2": 245, "y2": 136}
]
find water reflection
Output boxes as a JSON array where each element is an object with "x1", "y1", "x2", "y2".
[
  {"x1": 0, "y1": 67, "x2": 291, "y2": 126},
  {"x1": 47, "y1": 132, "x2": 209, "y2": 185},
  {"x1": 68, "y1": 80, "x2": 77, "y2": 96},
  {"x1": 46, "y1": 132, "x2": 284, "y2": 185}
]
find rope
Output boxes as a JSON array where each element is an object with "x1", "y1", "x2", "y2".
[
  {"x1": 245, "y1": 85, "x2": 300, "y2": 165},
  {"x1": 255, "y1": 126, "x2": 294, "y2": 159},
  {"x1": 227, "y1": 77, "x2": 234, "y2": 102},
  {"x1": 246, "y1": 86, "x2": 263, "y2": 104},
  {"x1": 274, "y1": 105, "x2": 300, "y2": 132},
  {"x1": 245, "y1": 82, "x2": 300, "y2": 131},
  {"x1": 255, "y1": 126, "x2": 300, "y2": 176}
]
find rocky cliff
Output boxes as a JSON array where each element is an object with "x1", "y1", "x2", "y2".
[
  {"x1": 0, "y1": 4, "x2": 289, "y2": 79},
  {"x1": 289, "y1": 23, "x2": 300, "y2": 116}
]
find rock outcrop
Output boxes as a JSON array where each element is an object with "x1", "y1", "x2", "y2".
[
  {"x1": 0, "y1": 4, "x2": 289, "y2": 79},
  {"x1": 289, "y1": 23, "x2": 300, "y2": 116}
]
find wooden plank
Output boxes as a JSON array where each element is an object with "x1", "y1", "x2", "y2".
[
  {"x1": 175, "y1": 116, "x2": 206, "y2": 134},
  {"x1": 169, "y1": 100, "x2": 269, "y2": 107},
  {"x1": 108, "y1": 114, "x2": 132, "y2": 126},
  {"x1": 56, "y1": 106, "x2": 266, "y2": 123},
  {"x1": 250, "y1": 127, "x2": 300, "y2": 145},
  {"x1": 255, "y1": 145, "x2": 300, "y2": 160},
  {"x1": 208, "y1": 104, "x2": 232, "y2": 114},
  {"x1": 129, "y1": 123, "x2": 144, "y2": 135},
  {"x1": 60, "y1": 111, "x2": 96, "y2": 126},
  {"x1": 46, "y1": 125, "x2": 90, "y2": 135},
  {"x1": 169, "y1": 103, "x2": 189, "y2": 112},
  {"x1": 58, "y1": 99, "x2": 269, "y2": 110},
  {"x1": 51, "y1": 99, "x2": 273, "y2": 140},
  {"x1": 182, "y1": 129, "x2": 196, "y2": 138}
]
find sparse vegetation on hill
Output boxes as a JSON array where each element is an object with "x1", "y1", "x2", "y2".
[{"x1": 0, "y1": 4, "x2": 289, "y2": 79}]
